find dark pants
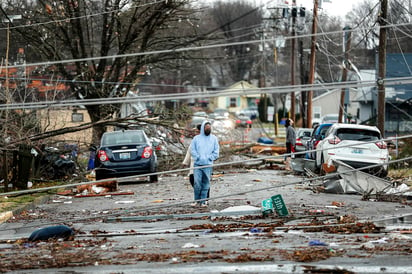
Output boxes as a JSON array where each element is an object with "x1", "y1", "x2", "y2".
[
  {"x1": 189, "y1": 174, "x2": 210, "y2": 198},
  {"x1": 286, "y1": 142, "x2": 295, "y2": 154},
  {"x1": 285, "y1": 142, "x2": 296, "y2": 159}
]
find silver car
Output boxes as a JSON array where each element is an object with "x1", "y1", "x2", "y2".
[{"x1": 295, "y1": 128, "x2": 313, "y2": 157}]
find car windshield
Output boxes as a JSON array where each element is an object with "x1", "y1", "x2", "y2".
[
  {"x1": 102, "y1": 131, "x2": 146, "y2": 146},
  {"x1": 336, "y1": 128, "x2": 380, "y2": 141}
]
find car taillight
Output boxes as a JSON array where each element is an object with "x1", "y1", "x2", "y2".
[
  {"x1": 236, "y1": 120, "x2": 241, "y2": 124},
  {"x1": 296, "y1": 138, "x2": 303, "y2": 146},
  {"x1": 375, "y1": 141, "x2": 387, "y2": 149},
  {"x1": 328, "y1": 136, "x2": 341, "y2": 145},
  {"x1": 142, "y1": 146, "x2": 153, "y2": 158},
  {"x1": 98, "y1": 150, "x2": 108, "y2": 162},
  {"x1": 246, "y1": 120, "x2": 252, "y2": 124},
  {"x1": 314, "y1": 140, "x2": 320, "y2": 148}
]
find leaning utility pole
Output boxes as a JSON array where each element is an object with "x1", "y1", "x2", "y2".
[
  {"x1": 306, "y1": 0, "x2": 318, "y2": 128},
  {"x1": 339, "y1": 26, "x2": 352, "y2": 124},
  {"x1": 377, "y1": 0, "x2": 387, "y2": 136}
]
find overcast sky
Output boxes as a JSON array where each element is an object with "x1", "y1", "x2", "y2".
[{"x1": 296, "y1": 0, "x2": 378, "y2": 18}]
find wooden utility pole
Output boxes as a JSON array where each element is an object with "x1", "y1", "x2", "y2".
[
  {"x1": 299, "y1": 40, "x2": 307, "y2": 127},
  {"x1": 306, "y1": 0, "x2": 318, "y2": 128},
  {"x1": 290, "y1": 0, "x2": 297, "y2": 122},
  {"x1": 377, "y1": 0, "x2": 387, "y2": 136},
  {"x1": 339, "y1": 26, "x2": 352, "y2": 124}
]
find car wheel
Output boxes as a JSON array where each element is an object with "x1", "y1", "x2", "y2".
[
  {"x1": 150, "y1": 174, "x2": 158, "y2": 183},
  {"x1": 95, "y1": 171, "x2": 105, "y2": 181},
  {"x1": 378, "y1": 168, "x2": 388, "y2": 178}
]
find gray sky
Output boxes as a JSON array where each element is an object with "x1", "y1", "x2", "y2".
[{"x1": 296, "y1": 0, "x2": 376, "y2": 18}]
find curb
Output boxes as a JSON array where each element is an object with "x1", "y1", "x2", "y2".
[{"x1": 0, "y1": 195, "x2": 51, "y2": 224}]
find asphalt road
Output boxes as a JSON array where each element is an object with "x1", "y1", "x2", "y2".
[{"x1": 1, "y1": 165, "x2": 412, "y2": 273}]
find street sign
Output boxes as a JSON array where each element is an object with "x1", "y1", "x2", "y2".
[
  {"x1": 261, "y1": 198, "x2": 273, "y2": 215},
  {"x1": 271, "y1": 194, "x2": 289, "y2": 216}
]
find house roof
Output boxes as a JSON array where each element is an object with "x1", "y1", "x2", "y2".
[
  {"x1": 313, "y1": 87, "x2": 357, "y2": 102},
  {"x1": 226, "y1": 80, "x2": 257, "y2": 91},
  {"x1": 220, "y1": 81, "x2": 260, "y2": 98},
  {"x1": 350, "y1": 62, "x2": 412, "y2": 103},
  {"x1": 385, "y1": 53, "x2": 412, "y2": 101}
]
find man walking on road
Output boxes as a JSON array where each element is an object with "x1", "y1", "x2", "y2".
[
  {"x1": 182, "y1": 124, "x2": 210, "y2": 199},
  {"x1": 191, "y1": 120, "x2": 219, "y2": 207},
  {"x1": 284, "y1": 118, "x2": 296, "y2": 170}
]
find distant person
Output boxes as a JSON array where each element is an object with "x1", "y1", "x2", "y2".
[
  {"x1": 284, "y1": 118, "x2": 296, "y2": 167},
  {"x1": 182, "y1": 124, "x2": 209, "y2": 198},
  {"x1": 191, "y1": 121, "x2": 219, "y2": 207}
]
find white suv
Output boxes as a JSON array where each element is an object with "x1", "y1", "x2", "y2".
[{"x1": 315, "y1": 123, "x2": 389, "y2": 177}]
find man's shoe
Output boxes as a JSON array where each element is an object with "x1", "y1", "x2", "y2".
[
  {"x1": 200, "y1": 203, "x2": 208, "y2": 208},
  {"x1": 190, "y1": 202, "x2": 198, "y2": 207}
]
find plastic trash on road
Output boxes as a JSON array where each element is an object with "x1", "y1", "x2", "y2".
[
  {"x1": 182, "y1": 243, "x2": 200, "y2": 248},
  {"x1": 308, "y1": 240, "x2": 328, "y2": 246}
]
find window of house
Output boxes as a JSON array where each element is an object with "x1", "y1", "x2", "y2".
[{"x1": 229, "y1": 97, "x2": 237, "y2": 107}]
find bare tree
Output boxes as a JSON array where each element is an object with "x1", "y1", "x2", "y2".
[
  {"x1": 346, "y1": 0, "x2": 380, "y2": 50},
  {"x1": 0, "y1": 0, "x2": 203, "y2": 145},
  {"x1": 346, "y1": 0, "x2": 412, "y2": 53},
  {"x1": 203, "y1": 0, "x2": 263, "y2": 85}
]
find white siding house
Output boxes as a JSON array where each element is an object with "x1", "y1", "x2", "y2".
[{"x1": 312, "y1": 87, "x2": 359, "y2": 122}]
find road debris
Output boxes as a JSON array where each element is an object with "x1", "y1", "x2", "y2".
[
  {"x1": 76, "y1": 180, "x2": 118, "y2": 195},
  {"x1": 28, "y1": 225, "x2": 74, "y2": 242}
]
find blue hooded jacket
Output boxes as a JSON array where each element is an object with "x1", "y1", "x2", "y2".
[{"x1": 191, "y1": 120, "x2": 219, "y2": 166}]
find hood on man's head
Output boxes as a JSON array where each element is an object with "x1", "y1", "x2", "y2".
[{"x1": 200, "y1": 120, "x2": 212, "y2": 135}]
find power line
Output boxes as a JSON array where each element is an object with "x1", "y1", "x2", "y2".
[
  {"x1": 3, "y1": 21, "x2": 411, "y2": 71},
  {"x1": 1, "y1": 75, "x2": 412, "y2": 110}
]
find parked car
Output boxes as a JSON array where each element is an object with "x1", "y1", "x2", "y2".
[
  {"x1": 211, "y1": 108, "x2": 230, "y2": 119},
  {"x1": 189, "y1": 113, "x2": 208, "y2": 129},
  {"x1": 211, "y1": 116, "x2": 235, "y2": 133},
  {"x1": 236, "y1": 106, "x2": 259, "y2": 119},
  {"x1": 321, "y1": 113, "x2": 339, "y2": 124},
  {"x1": 315, "y1": 123, "x2": 389, "y2": 177},
  {"x1": 306, "y1": 123, "x2": 333, "y2": 160},
  {"x1": 295, "y1": 128, "x2": 313, "y2": 157},
  {"x1": 95, "y1": 130, "x2": 158, "y2": 182},
  {"x1": 192, "y1": 111, "x2": 208, "y2": 118},
  {"x1": 235, "y1": 115, "x2": 252, "y2": 128}
]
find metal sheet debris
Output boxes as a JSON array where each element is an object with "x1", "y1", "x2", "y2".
[{"x1": 337, "y1": 163, "x2": 392, "y2": 195}]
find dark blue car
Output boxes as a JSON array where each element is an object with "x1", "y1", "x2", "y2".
[
  {"x1": 95, "y1": 130, "x2": 158, "y2": 182},
  {"x1": 305, "y1": 123, "x2": 333, "y2": 160}
]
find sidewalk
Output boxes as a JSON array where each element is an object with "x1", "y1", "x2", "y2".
[{"x1": 0, "y1": 195, "x2": 51, "y2": 224}]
